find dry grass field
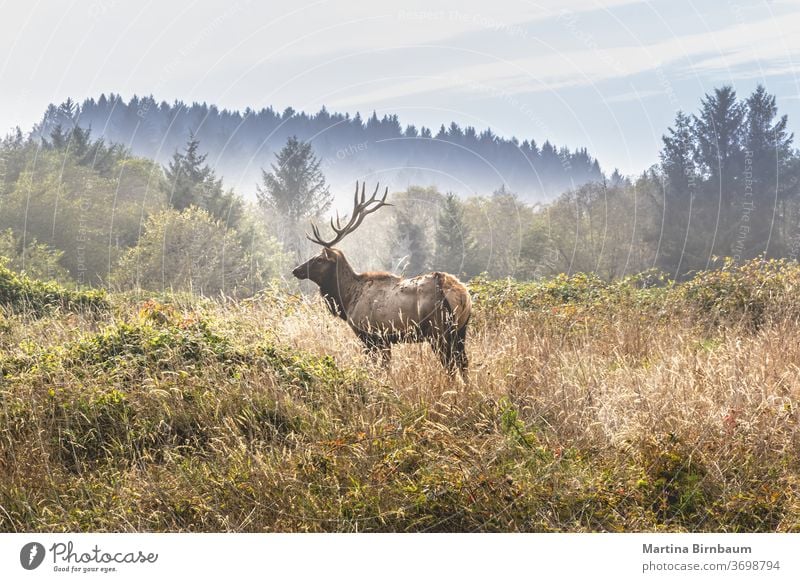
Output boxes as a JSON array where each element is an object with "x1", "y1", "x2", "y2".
[{"x1": 1, "y1": 258, "x2": 799, "y2": 532}]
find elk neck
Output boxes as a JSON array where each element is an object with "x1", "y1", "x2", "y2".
[{"x1": 318, "y1": 252, "x2": 361, "y2": 321}]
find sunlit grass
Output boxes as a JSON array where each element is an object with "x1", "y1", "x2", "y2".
[{"x1": 1, "y1": 258, "x2": 799, "y2": 531}]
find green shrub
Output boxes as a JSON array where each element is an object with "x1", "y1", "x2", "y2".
[
  {"x1": 0, "y1": 260, "x2": 108, "y2": 314},
  {"x1": 0, "y1": 229, "x2": 71, "y2": 284},
  {"x1": 470, "y1": 258, "x2": 800, "y2": 329},
  {"x1": 636, "y1": 434, "x2": 710, "y2": 525},
  {"x1": 675, "y1": 257, "x2": 798, "y2": 327}
]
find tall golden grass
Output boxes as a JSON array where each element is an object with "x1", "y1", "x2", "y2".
[{"x1": 1, "y1": 259, "x2": 799, "y2": 531}]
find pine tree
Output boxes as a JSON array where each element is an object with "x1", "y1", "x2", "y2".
[
  {"x1": 434, "y1": 192, "x2": 475, "y2": 277},
  {"x1": 164, "y1": 134, "x2": 242, "y2": 226},
  {"x1": 256, "y1": 136, "x2": 331, "y2": 258},
  {"x1": 658, "y1": 111, "x2": 703, "y2": 272},
  {"x1": 693, "y1": 86, "x2": 745, "y2": 203},
  {"x1": 660, "y1": 111, "x2": 697, "y2": 199},
  {"x1": 45, "y1": 125, "x2": 125, "y2": 175},
  {"x1": 57, "y1": 98, "x2": 78, "y2": 127},
  {"x1": 48, "y1": 125, "x2": 68, "y2": 150},
  {"x1": 165, "y1": 133, "x2": 212, "y2": 211},
  {"x1": 68, "y1": 126, "x2": 92, "y2": 158},
  {"x1": 744, "y1": 85, "x2": 792, "y2": 183},
  {"x1": 742, "y1": 85, "x2": 794, "y2": 255},
  {"x1": 609, "y1": 168, "x2": 627, "y2": 187},
  {"x1": 256, "y1": 136, "x2": 331, "y2": 222}
]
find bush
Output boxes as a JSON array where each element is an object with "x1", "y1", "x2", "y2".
[
  {"x1": 0, "y1": 229, "x2": 71, "y2": 284},
  {"x1": 112, "y1": 207, "x2": 282, "y2": 297},
  {"x1": 675, "y1": 257, "x2": 799, "y2": 328},
  {"x1": 470, "y1": 258, "x2": 800, "y2": 329},
  {"x1": 0, "y1": 259, "x2": 107, "y2": 314},
  {"x1": 0, "y1": 153, "x2": 167, "y2": 284}
]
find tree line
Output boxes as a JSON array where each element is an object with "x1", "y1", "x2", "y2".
[
  {"x1": 0, "y1": 114, "x2": 284, "y2": 296},
  {"x1": 2, "y1": 84, "x2": 800, "y2": 297},
  {"x1": 264, "y1": 84, "x2": 800, "y2": 282},
  {"x1": 35, "y1": 94, "x2": 604, "y2": 200}
]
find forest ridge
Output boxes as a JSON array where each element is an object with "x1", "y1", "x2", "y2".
[{"x1": 33, "y1": 94, "x2": 604, "y2": 201}]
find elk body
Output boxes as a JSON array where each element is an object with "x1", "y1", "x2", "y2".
[{"x1": 292, "y1": 183, "x2": 471, "y2": 377}]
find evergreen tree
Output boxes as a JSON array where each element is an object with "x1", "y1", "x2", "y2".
[
  {"x1": 164, "y1": 133, "x2": 242, "y2": 226},
  {"x1": 745, "y1": 85, "x2": 792, "y2": 157},
  {"x1": 693, "y1": 86, "x2": 745, "y2": 202},
  {"x1": 256, "y1": 136, "x2": 331, "y2": 258},
  {"x1": 660, "y1": 111, "x2": 697, "y2": 199},
  {"x1": 688, "y1": 86, "x2": 746, "y2": 260},
  {"x1": 395, "y1": 210, "x2": 429, "y2": 276},
  {"x1": 48, "y1": 125, "x2": 68, "y2": 150},
  {"x1": 256, "y1": 136, "x2": 331, "y2": 222},
  {"x1": 744, "y1": 84, "x2": 793, "y2": 191},
  {"x1": 434, "y1": 192, "x2": 475, "y2": 277},
  {"x1": 609, "y1": 168, "x2": 627, "y2": 188},
  {"x1": 43, "y1": 125, "x2": 127, "y2": 176},
  {"x1": 165, "y1": 133, "x2": 213, "y2": 211},
  {"x1": 742, "y1": 85, "x2": 794, "y2": 256}
]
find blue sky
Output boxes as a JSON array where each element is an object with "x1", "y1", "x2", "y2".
[{"x1": 2, "y1": 0, "x2": 799, "y2": 175}]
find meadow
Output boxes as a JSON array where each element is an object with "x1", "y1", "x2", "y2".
[{"x1": 1, "y1": 258, "x2": 799, "y2": 532}]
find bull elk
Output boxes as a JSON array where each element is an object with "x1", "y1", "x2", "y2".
[{"x1": 292, "y1": 182, "x2": 471, "y2": 377}]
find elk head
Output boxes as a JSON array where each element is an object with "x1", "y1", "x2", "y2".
[{"x1": 292, "y1": 181, "x2": 390, "y2": 285}]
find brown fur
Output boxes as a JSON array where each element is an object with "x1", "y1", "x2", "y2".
[{"x1": 292, "y1": 247, "x2": 471, "y2": 377}]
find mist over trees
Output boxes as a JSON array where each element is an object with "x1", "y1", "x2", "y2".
[
  {"x1": 0, "y1": 109, "x2": 284, "y2": 295},
  {"x1": 112, "y1": 206, "x2": 282, "y2": 296},
  {"x1": 332, "y1": 84, "x2": 800, "y2": 281},
  {"x1": 3, "y1": 84, "x2": 800, "y2": 294},
  {"x1": 36, "y1": 94, "x2": 604, "y2": 201},
  {"x1": 655, "y1": 85, "x2": 797, "y2": 275},
  {"x1": 256, "y1": 137, "x2": 332, "y2": 261}
]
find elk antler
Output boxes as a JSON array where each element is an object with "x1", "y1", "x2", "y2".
[{"x1": 307, "y1": 181, "x2": 391, "y2": 248}]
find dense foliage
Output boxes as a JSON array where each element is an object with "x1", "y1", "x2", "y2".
[
  {"x1": 0, "y1": 117, "x2": 284, "y2": 295},
  {"x1": 6, "y1": 84, "x2": 800, "y2": 289},
  {"x1": 0, "y1": 259, "x2": 107, "y2": 314}
]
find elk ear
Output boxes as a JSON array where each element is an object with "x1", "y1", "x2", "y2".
[{"x1": 322, "y1": 247, "x2": 336, "y2": 260}]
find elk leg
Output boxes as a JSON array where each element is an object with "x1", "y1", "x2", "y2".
[
  {"x1": 430, "y1": 325, "x2": 469, "y2": 380},
  {"x1": 430, "y1": 333, "x2": 457, "y2": 376},
  {"x1": 361, "y1": 334, "x2": 391, "y2": 368},
  {"x1": 455, "y1": 324, "x2": 469, "y2": 380},
  {"x1": 377, "y1": 344, "x2": 391, "y2": 368}
]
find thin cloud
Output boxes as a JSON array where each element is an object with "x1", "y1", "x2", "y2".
[
  {"x1": 329, "y1": 4, "x2": 800, "y2": 109},
  {"x1": 603, "y1": 88, "x2": 666, "y2": 103}
]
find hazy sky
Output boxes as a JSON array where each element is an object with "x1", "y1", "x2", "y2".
[{"x1": 2, "y1": 0, "x2": 799, "y2": 175}]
